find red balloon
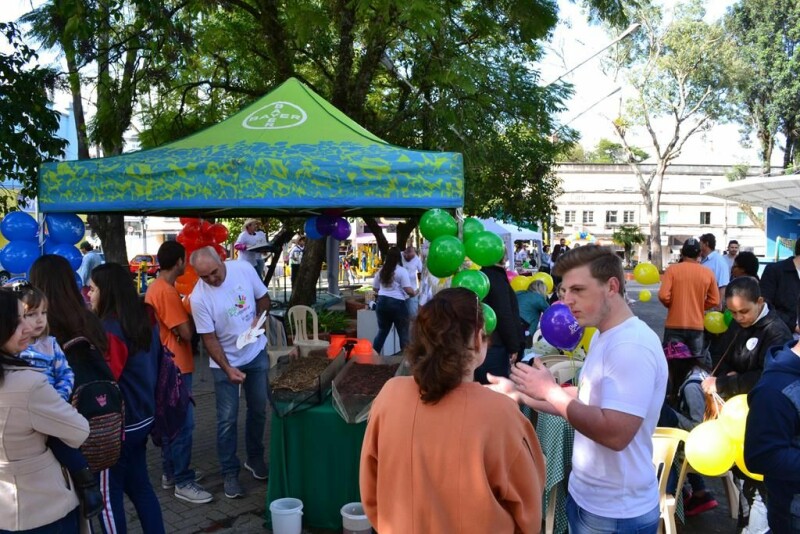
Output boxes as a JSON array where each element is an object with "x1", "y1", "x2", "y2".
[
  {"x1": 176, "y1": 231, "x2": 190, "y2": 246},
  {"x1": 209, "y1": 223, "x2": 229, "y2": 244},
  {"x1": 200, "y1": 220, "x2": 212, "y2": 234},
  {"x1": 182, "y1": 222, "x2": 202, "y2": 240},
  {"x1": 213, "y1": 243, "x2": 227, "y2": 260},
  {"x1": 179, "y1": 217, "x2": 200, "y2": 226}
]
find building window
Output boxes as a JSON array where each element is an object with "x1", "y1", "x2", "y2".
[
  {"x1": 700, "y1": 211, "x2": 711, "y2": 225},
  {"x1": 737, "y1": 211, "x2": 747, "y2": 226},
  {"x1": 583, "y1": 211, "x2": 594, "y2": 224},
  {"x1": 606, "y1": 210, "x2": 618, "y2": 224},
  {"x1": 623, "y1": 210, "x2": 635, "y2": 223},
  {"x1": 700, "y1": 179, "x2": 712, "y2": 191},
  {"x1": 564, "y1": 210, "x2": 576, "y2": 224},
  {"x1": 659, "y1": 211, "x2": 668, "y2": 224}
]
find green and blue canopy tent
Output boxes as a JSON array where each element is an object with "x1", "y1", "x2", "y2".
[{"x1": 38, "y1": 78, "x2": 464, "y2": 217}]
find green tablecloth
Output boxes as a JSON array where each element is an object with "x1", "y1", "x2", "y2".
[{"x1": 266, "y1": 398, "x2": 367, "y2": 529}]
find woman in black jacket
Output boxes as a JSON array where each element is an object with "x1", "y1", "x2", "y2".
[{"x1": 703, "y1": 276, "x2": 793, "y2": 399}]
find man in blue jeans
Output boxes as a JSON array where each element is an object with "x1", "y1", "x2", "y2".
[{"x1": 190, "y1": 247, "x2": 272, "y2": 499}]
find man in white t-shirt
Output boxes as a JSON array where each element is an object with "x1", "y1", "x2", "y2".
[
  {"x1": 190, "y1": 247, "x2": 272, "y2": 500},
  {"x1": 401, "y1": 246, "x2": 423, "y2": 318},
  {"x1": 495, "y1": 245, "x2": 667, "y2": 533}
]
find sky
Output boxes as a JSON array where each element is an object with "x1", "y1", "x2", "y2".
[{"x1": 4, "y1": 0, "x2": 772, "y2": 167}]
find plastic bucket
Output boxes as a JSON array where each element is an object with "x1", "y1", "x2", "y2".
[
  {"x1": 341, "y1": 502, "x2": 372, "y2": 534},
  {"x1": 269, "y1": 498, "x2": 303, "y2": 534},
  {"x1": 350, "y1": 339, "x2": 374, "y2": 363}
]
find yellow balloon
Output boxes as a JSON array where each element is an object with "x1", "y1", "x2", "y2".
[
  {"x1": 579, "y1": 327, "x2": 598, "y2": 353},
  {"x1": 685, "y1": 420, "x2": 736, "y2": 476},
  {"x1": 720, "y1": 395, "x2": 749, "y2": 443},
  {"x1": 639, "y1": 289, "x2": 652, "y2": 302},
  {"x1": 704, "y1": 311, "x2": 728, "y2": 334},
  {"x1": 531, "y1": 271, "x2": 554, "y2": 293},
  {"x1": 468, "y1": 262, "x2": 481, "y2": 271},
  {"x1": 735, "y1": 445, "x2": 764, "y2": 481},
  {"x1": 510, "y1": 275, "x2": 532, "y2": 292},
  {"x1": 633, "y1": 263, "x2": 660, "y2": 285}
]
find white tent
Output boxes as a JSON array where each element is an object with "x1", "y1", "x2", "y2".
[{"x1": 478, "y1": 218, "x2": 543, "y2": 269}]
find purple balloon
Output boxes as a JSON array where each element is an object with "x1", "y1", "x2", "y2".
[
  {"x1": 540, "y1": 302, "x2": 584, "y2": 351},
  {"x1": 316, "y1": 215, "x2": 337, "y2": 236},
  {"x1": 331, "y1": 218, "x2": 351, "y2": 241}
]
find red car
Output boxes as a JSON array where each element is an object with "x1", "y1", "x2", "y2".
[{"x1": 129, "y1": 254, "x2": 159, "y2": 276}]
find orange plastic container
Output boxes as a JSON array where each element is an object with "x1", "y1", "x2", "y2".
[
  {"x1": 350, "y1": 339, "x2": 374, "y2": 363},
  {"x1": 327, "y1": 334, "x2": 347, "y2": 359},
  {"x1": 327, "y1": 336, "x2": 374, "y2": 363}
]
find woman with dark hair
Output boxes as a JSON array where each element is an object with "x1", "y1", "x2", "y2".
[
  {"x1": 360, "y1": 288, "x2": 545, "y2": 533},
  {"x1": 731, "y1": 251, "x2": 760, "y2": 280},
  {"x1": 371, "y1": 247, "x2": 415, "y2": 353},
  {"x1": 88, "y1": 263, "x2": 164, "y2": 534},
  {"x1": 0, "y1": 289, "x2": 89, "y2": 533}
]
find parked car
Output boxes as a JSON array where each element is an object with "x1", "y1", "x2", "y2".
[{"x1": 129, "y1": 254, "x2": 159, "y2": 276}]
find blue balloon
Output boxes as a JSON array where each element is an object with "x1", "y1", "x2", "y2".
[
  {"x1": 0, "y1": 212, "x2": 39, "y2": 242},
  {"x1": 74, "y1": 271, "x2": 83, "y2": 289},
  {"x1": 46, "y1": 214, "x2": 85, "y2": 244},
  {"x1": 0, "y1": 241, "x2": 41, "y2": 274},
  {"x1": 540, "y1": 302, "x2": 584, "y2": 351},
  {"x1": 316, "y1": 215, "x2": 337, "y2": 236},
  {"x1": 49, "y1": 243, "x2": 83, "y2": 271},
  {"x1": 304, "y1": 217, "x2": 323, "y2": 240},
  {"x1": 43, "y1": 239, "x2": 59, "y2": 255}
]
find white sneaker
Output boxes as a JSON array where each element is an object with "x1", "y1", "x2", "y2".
[{"x1": 174, "y1": 481, "x2": 213, "y2": 504}]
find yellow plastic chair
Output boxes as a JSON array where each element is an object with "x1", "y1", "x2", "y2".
[
  {"x1": 685, "y1": 466, "x2": 739, "y2": 519},
  {"x1": 652, "y1": 427, "x2": 690, "y2": 534},
  {"x1": 287, "y1": 305, "x2": 330, "y2": 357},
  {"x1": 548, "y1": 360, "x2": 584, "y2": 385}
]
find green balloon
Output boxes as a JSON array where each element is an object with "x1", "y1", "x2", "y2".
[
  {"x1": 465, "y1": 230, "x2": 505, "y2": 267},
  {"x1": 481, "y1": 303, "x2": 497, "y2": 335},
  {"x1": 462, "y1": 218, "x2": 484, "y2": 243},
  {"x1": 427, "y1": 235, "x2": 465, "y2": 278},
  {"x1": 723, "y1": 309, "x2": 734, "y2": 326},
  {"x1": 419, "y1": 209, "x2": 457, "y2": 242},
  {"x1": 452, "y1": 269, "x2": 491, "y2": 300}
]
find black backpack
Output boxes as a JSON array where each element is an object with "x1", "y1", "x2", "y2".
[
  {"x1": 63, "y1": 337, "x2": 125, "y2": 473},
  {"x1": 150, "y1": 344, "x2": 193, "y2": 447}
]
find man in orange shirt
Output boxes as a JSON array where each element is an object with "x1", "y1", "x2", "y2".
[
  {"x1": 145, "y1": 241, "x2": 212, "y2": 504},
  {"x1": 658, "y1": 238, "x2": 719, "y2": 362}
]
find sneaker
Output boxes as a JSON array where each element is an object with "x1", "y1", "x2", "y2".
[
  {"x1": 162, "y1": 469, "x2": 205, "y2": 490},
  {"x1": 174, "y1": 481, "x2": 213, "y2": 504},
  {"x1": 685, "y1": 492, "x2": 719, "y2": 516},
  {"x1": 244, "y1": 459, "x2": 269, "y2": 480},
  {"x1": 224, "y1": 474, "x2": 244, "y2": 499}
]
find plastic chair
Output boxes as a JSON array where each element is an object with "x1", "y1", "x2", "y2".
[
  {"x1": 264, "y1": 315, "x2": 293, "y2": 368},
  {"x1": 537, "y1": 354, "x2": 572, "y2": 368},
  {"x1": 652, "y1": 427, "x2": 690, "y2": 534},
  {"x1": 685, "y1": 466, "x2": 739, "y2": 519},
  {"x1": 287, "y1": 305, "x2": 330, "y2": 357},
  {"x1": 548, "y1": 360, "x2": 583, "y2": 385}
]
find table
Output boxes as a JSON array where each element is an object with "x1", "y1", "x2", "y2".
[
  {"x1": 266, "y1": 398, "x2": 367, "y2": 529},
  {"x1": 523, "y1": 408, "x2": 574, "y2": 534}
]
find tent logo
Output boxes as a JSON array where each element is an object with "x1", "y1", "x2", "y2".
[{"x1": 242, "y1": 101, "x2": 307, "y2": 130}]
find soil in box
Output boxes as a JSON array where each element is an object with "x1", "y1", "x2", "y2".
[
  {"x1": 336, "y1": 363, "x2": 400, "y2": 395},
  {"x1": 270, "y1": 351, "x2": 345, "y2": 416}
]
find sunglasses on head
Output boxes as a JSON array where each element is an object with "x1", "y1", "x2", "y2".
[{"x1": 6, "y1": 281, "x2": 32, "y2": 292}]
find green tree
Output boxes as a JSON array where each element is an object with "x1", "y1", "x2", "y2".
[
  {"x1": 611, "y1": 224, "x2": 645, "y2": 267},
  {"x1": 725, "y1": 0, "x2": 800, "y2": 172},
  {"x1": 606, "y1": 1, "x2": 743, "y2": 268},
  {"x1": 588, "y1": 138, "x2": 649, "y2": 163},
  {"x1": 0, "y1": 22, "x2": 66, "y2": 213}
]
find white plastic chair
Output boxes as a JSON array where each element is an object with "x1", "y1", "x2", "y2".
[
  {"x1": 286, "y1": 305, "x2": 330, "y2": 357},
  {"x1": 652, "y1": 427, "x2": 690, "y2": 534},
  {"x1": 548, "y1": 360, "x2": 583, "y2": 385},
  {"x1": 264, "y1": 315, "x2": 293, "y2": 368}
]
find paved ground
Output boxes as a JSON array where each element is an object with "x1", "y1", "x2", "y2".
[{"x1": 114, "y1": 279, "x2": 739, "y2": 533}]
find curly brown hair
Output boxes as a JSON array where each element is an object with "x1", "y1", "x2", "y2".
[{"x1": 407, "y1": 287, "x2": 484, "y2": 404}]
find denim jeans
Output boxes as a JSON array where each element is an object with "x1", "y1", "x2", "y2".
[
  {"x1": 210, "y1": 350, "x2": 268, "y2": 476},
  {"x1": 566, "y1": 493, "x2": 660, "y2": 534},
  {"x1": 0, "y1": 507, "x2": 79, "y2": 534},
  {"x1": 373, "y1": 296, "x2": 409, "y2": 354},
  {"x1": 663, "y1": 328, "x2": 709, "y2": 366},
  {"x1": 473, "y1": 344, "x2": 511, "y2": 385},
  {"x1": 96, "y1": 426, "x2": 164, "y2": 534},
  {"x1": 161, "y1": 373, "x2": 196, "y2": 487},
  {"x1": 405, "y1": 295, "x2": 420, "y2": 319}
]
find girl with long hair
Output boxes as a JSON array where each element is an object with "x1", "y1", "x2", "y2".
[{"x1": 371, "y1": 247, "x2": 415, "y2": 353}]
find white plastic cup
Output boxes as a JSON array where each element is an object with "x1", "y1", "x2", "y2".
[
  {"x1": 341, "y1": 502, "x2": 372, "y2": 534},
  {"x1": 270, "y1": 498, "x2": 303, "y2": 534}
]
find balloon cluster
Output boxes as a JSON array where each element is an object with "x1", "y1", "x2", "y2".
[
  {"x1": 508, "y1": 272, "x2": 554, "y2": 294},
  {"x1": 704, "y1": 310, "x2": 732, "y2": 334},
  {"x1": 304, "y1": 216, "x2": 351, "y2": 241},
  {"x1": 0, "y1": 213, "x2": 86, "y2": 281},
  {"x1": 418, "y1": 210, "x2": 504, "y2": 334},
  {"x1": 632, "y1": 263, "x2": 660, "y2": 302},
  {"x1": 174, "y1": 217, "x2": 229, "y2": 295},
  {"x1": 569, "y1": 231, "x2": 595, "y2": 243},
  {"x1": 685, "y1": 395, "x2": 762, "y2": 480}
]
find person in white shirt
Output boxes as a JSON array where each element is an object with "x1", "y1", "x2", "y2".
[
  {"x1": 723, "y1": 239, "x2": 739, "y2": 271},
  {"x1": 514, "y1": 241, "x2": 529, "y2": 268},
  {"x1": 490, "y1": 245, "x2": 667, "y2": 534},
  {"x1": 372, "y1": 247, "x2": 416, "y2": 354},
  {"x1": 699, "y1": 233, "x2": 730, "y2": 309},
  {"x1": 189, "y1": 247, "x2": 271, "y2": 500},
  {"x1": 289, "y1": 237, "x2": 306, "y2": 289},
  {"x1": 234, "y1": 219, "x2": 262, "y2": 274},
  {"x1": 401, "y1": 246, "x2": 423, "y2": 318}
]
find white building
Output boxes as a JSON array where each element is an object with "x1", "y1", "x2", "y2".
[{"x1": 553, "y1": 164, "x2": 766, "y2": 264}]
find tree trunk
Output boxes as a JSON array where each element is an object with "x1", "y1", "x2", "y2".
[
  {"x1": 739, "y1": 203, "x2": 765, "y2": 231},
  {"x1": 289, "y1": 237, "x2": 325, "y2": 307},
  {"x1": 87, "y1": 214, "x2": 127, "y2": 264},
  {"x1": 263, "y1": 226, "x2": 296, "y2": 286},
  {"x1": 363, "y1": 217, "x2": 390, "y2": 256},
  {"x1": 395, "y1": 218, "x2": 419, "y2": 250}
]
